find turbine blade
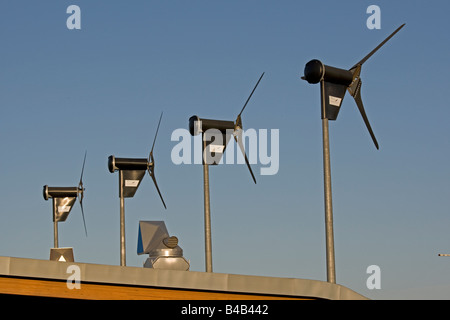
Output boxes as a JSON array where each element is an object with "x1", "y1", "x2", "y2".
[
  {"x1": 349, "y1": 79, "x2": 379, "y2": 149},
  {"x1": 79, "y1": 198, "x2": 88, "y2": 237},
  {"x1": 148, "y1": 168, "x2": 167, "y2": 209},
  {"x1": 238, "y1": 72, "x2": 265, "y2": 118},
  {"x1": 77, "y1": 151, "x2": 88, "y2": 236},
  {"x1": 234, "y1": 132, "x2": 257, "y2": 184},
  {"x1": 150, "y1": 112, "x2": 163, "y2": 159},
  {"x1": 79, "y1": 150, "x2": 87, "y2": 186},
  {"x1": 350, "y1": 24, "x2": 405, "y2": 70}
]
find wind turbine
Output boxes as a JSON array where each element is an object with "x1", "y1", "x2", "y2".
[
  {"x1": 189, "y1": 72, "x2": 264, "y2": 272},
  {"x1": 301, "y1": 24, "x2": 405, "y2": 283},
  {"x1": 108, "y1": 112, "x2": 166, "y2": 266},
  {"x1": 43, "y1": 151, "x2": 87, "y2": 262}
]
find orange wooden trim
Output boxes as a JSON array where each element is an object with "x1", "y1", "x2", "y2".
[{"x1": 0, "y1": 276, "x2": 308, "y2": 300}]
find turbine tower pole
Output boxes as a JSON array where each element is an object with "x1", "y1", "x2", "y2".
[
  {"x1": 119, "y1": 170, "x2": 126, "y2": 267},
  {"x1": 53, "y1": 200, "x2": 59, "y2": 248},
  {"x1": 321, "y1": 80, "x2": 336, "y2": 284},
  {"x1": 203, "y1": 139, "x2": 213, "y2": 272}
]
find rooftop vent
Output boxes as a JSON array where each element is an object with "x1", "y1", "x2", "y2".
[{"x1": 137, "y1": 221, "x2": 189, "y2": 271}]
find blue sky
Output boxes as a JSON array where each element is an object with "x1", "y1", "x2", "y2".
[{"x1": 0, "y1": 0, "x2": 449, "y2": 300}]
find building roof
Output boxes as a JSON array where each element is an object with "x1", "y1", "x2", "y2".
[{"x1": 0, "y1": 256, "x2": 367, "y2": 300}]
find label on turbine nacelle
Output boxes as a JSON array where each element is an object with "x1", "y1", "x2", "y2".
[
  {"x1": 58, "y1": 206, "x2": 71, "y2": 213},
  {"x1": 329, "y1": 96, "x2": 342, "y2": 107},
  {"x1": 209, "y1": 145, "x2": 224, "y2": 153},
  {"x1": 125, "y1": 180, "x2": 139, "y2": 187}
]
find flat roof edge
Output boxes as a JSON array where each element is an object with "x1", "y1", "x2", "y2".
[{"x1": 0, "y1": 256, "x2": 368, "y2": 300}]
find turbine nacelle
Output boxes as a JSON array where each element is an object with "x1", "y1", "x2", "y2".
[
  {"x1": 43, "y1": 186, "x2": 80, "y2": 200},
  {"x1": 108, "y1": 156, "x2": 151, "y2": 173},
  {"x1": 302, "y1": 59, "x2": 353, "y2": 86},
  {"x1": 189, "y1": 116, "x2": 235, "y2": 137}
]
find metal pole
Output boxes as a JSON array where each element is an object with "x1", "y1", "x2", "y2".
[
  {"x1": 321, "y1": 81, "x2": 336, "y2": 284},
  {"x1": 203, "y1": 162, "x2": 213, "y2": 273},
  {"x1": 119, "y1": 170, "x2": 126, "y2": 266},
  {"x1": 53, "y1": 199, "x2": 58, "y2": 248}
]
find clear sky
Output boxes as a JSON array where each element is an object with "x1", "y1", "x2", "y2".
[{"x1": 0, "y1": 0, "x2": 449, "y2": 300}]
